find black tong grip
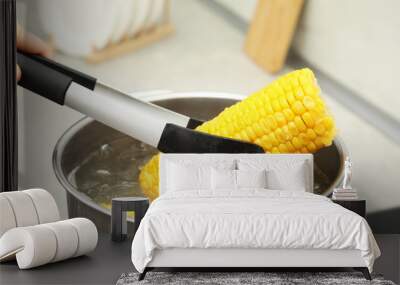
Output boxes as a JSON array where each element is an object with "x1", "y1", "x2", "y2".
[
  {"x1": 17, "y1": 52, "x2": 97, "y2": 105},
  {"x1": 158, "y1": 124, "x2": 265, "y2": 153}
]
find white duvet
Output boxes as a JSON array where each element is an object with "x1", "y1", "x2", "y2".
[{"x1": 131, "y1": 190, "x2": 380, "y2": 272}]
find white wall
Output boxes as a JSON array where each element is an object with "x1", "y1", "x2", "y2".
[
  {"x1": 214, "y1": 0, "x2": 257, "y2": 22},
  {"x1": 292, "y1": 0, "x2": 400, "y2": 121}
]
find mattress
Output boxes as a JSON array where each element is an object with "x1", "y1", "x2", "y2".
[{"x1": 131, "y1": 190, "x2": 380, "y2": 273}]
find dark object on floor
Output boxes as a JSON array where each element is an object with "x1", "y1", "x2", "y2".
[
  {"x1": 332, "y1": 199, "x2": 366, "y2": 217},
  {"x1": 0, "y1": 0, "x2": 18, "y2": 192},
  {"x1": 112, "y1": 197, "x2": 149, "y2": 242},
  {"x1": 354, "y1": 267, "x2": 372, "y2": 280},
  {"x1": 118, "y1": 271, "x2": 394, "y2": 285},
  {"x1": 138, "y1": 268, "x2": 152, "y2": 281}
]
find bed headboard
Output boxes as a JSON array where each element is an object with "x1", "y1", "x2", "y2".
[{"x1": 159, "y1": 153, "x2": 314, "y2": 194}]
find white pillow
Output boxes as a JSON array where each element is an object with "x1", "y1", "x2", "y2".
[
  {"x1": 167, "y1": 163, "x2": 211, "y2": 191},
  {"x1": 237, "y1": 158, "x2": 309, "y2": 192},
  {"x1": 266, "y1": 163, "x2": 307, "y2": 191},
  {"x1": 211, "y1": 168, "x2": 237, "y2": 190},
  {"x1": 164, "y1": 158, "x2": 236, "y2": 193},
  {"x1": 236, "y1": 169, "x2": 267, "y2": 189}
]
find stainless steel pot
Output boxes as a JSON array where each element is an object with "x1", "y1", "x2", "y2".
[{"x1": 53, "y1": 92, "x2": 348, "y2": 233}]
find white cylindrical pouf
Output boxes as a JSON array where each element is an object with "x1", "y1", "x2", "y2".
[
  {"x1": 0, "y1": 218, "x2": 97, "y2": 269},
  {"x1": 0, "y1": 226, "x2": 57, "y2": 269},
  {"x1": 0, "y1": 196, "x2": 16, "y2": 237},
  {"x1": 0, "y1": 192, "x2": 39, "y2": 227},
  {"x1": 43, "y1": 220, "x2": 79, "y2": 262},
  {"x1": 24, "y1": 189, "x2": 60, "y2": 224},
  {"x1": 67, "y1": 218, "x2": 98, "y2": 257}
]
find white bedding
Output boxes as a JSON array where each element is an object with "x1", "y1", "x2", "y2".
[{"x1": 131, "y1": 190, "x2": 380, "y2": 273}]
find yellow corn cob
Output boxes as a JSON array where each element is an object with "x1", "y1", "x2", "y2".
[{"x1": 139, "y1": 68, "x2": 336, "y2": 201}]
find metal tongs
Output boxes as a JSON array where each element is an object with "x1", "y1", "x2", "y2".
[{"x1": 17, "y1": 52, "x2": 263, "y2": 154}]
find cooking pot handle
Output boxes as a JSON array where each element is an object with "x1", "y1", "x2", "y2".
[{"x1": 17, "y1": 52, "x2": 97, "y2": 105}]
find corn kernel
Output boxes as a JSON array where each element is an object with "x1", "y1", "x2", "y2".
[
  {"x1": 293, "y1": 101, "x2": 305, "y2": 115},
  {"x1": 271, "y1": 100, "x2": 281, "y2": 112},
  {"x1": 246, "y1": 126, "x2": 257, "y2": 141},
  {"x1": 322, "y1": 116, "x2": 334, "y2": 129},
  {"x1": 275, "y1": 128, "x2": 285, "y2": 141},
  {"x1": 261, "y1": 135, "x2": 273, "y2": 149},
  {"x1": 288, "y1": 121, "x2": 299, "y2": 136},
  {"x1": 306, "y1": 129, "x2": 317, "y2": 140},
  {"x1": 278, "y1": 144, "x2": 289, "y2": 153},
  {"x1": 303, "y1": 96, "x2": 316, "y2": 110},
  {"x1": 307, "y1": 142, "x2": 317, "y2": 152},
  {"x1": 295, "y1": 88, "x2": 305, "y2": 100},
  {"x1": 286, "y1": 142, "x2": 296, "y2": 152},
  {"x1": 302, "y1": 112, "x2": 315, "y2": 127},
  {"x1": 267, "y1": 115, "x2": 278, "y2": 130},
  {"x1": 283, "y1": 109, "x2": 295, "y2": 121},
  {"x1": 269, "y1": 133, "x2": 279, "y2": 146},
  {"x1": 253, "y1": 122, "x2": 264, "y2": 138},
  {"x1": 292, "y1": 137, "x2": 303, "y2": 149},
  {"x1": 281, "y1": 125, "x2": 292, "y2": 140},
  {"x1": 286, "y1": 92, "x2": 296, "y2": 105},
  {"x1": 300, "y1": 147, "x2": 309, "y2": 153},
  {"x1": 275, "y1": 112, "x2": 287, "y2": 127},
  {"x1": 314, "y1": 123, "x2": 326, "y2": 135},
  {"x1": 279, "y1": 97, "x2": 290, "y2": 109},
  {"x1": 294, "y1": 116, "x2": 307, "y2": 132}
]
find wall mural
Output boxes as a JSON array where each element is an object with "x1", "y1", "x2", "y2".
[{"x1": 8, "y1": 0, "x2": 399, "y2": 236}]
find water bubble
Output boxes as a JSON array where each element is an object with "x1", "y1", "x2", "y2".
[
  {"x1": 99, "y1": 144, "x2": 113, "y2": 158},
  {"x1": 96, "y1": 169, "x2": 111, "y2": 176}
]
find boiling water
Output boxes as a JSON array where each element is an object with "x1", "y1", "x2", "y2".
[
  {"x1": 68, "y1": 137, "x2": 158, "y2": 209},
  {"x1": 68, "y1": 137, "x2": 331, "y2": 210}
]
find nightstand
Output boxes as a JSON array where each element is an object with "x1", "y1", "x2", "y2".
[
  {"x1": 332, "y1": 199, "x2": 366, "y2": 218},
  {"x1": 111, "y1": 197, "x2": 149, "y2": 242}
]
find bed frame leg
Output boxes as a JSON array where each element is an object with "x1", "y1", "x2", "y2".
[
  {"x1": 138, "y1": 268, "x2": 148, "y2": 281},
  {"x1": 354, "y1": 267, "x2": 371, "y2": 280}
]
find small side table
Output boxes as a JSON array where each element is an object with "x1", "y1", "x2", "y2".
[
  {"x1": 111, "y1": 197, "x2": 149, "y2": 242},
  {"x1": 332, "y1": 199, "x2": 366, "y2": 218}
]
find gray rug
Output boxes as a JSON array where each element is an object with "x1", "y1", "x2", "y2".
[{"x1": 116, "y1": 272, "x2": 395, "y2": 285}]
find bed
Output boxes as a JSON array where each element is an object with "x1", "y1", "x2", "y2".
[{"x1": 131, "y1": 154, "x2": 380, "y2": 280}]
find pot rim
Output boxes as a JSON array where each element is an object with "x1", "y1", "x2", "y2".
[{"x1": 53, "y1": 91, "x2": 348, "y2": 218}]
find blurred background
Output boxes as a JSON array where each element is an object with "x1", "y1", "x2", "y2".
[
  {"x1": 16, "y1": 0, "x2": 399, "y2": 234},
  {"x1": 14, "y1": 0, "x2": 400, "y2": 281}
]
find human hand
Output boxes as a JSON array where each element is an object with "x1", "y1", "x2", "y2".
[{"x1": 16, "y1": 25, "x2": 52, "y2": 81}]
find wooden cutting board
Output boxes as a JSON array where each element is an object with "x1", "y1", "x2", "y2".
[{"x1": 244, "y1": 0, "x2": 304, "y2": 73}]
